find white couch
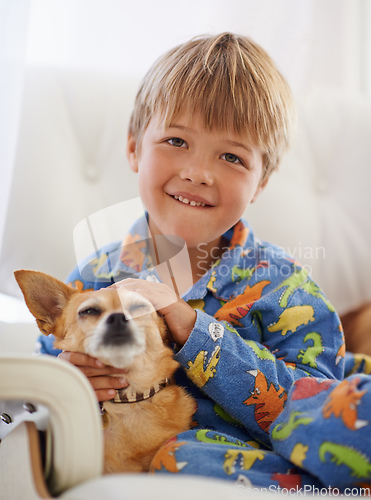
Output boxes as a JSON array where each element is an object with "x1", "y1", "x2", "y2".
[{"x1": 0, "y1": 67, "x2": 371, "y2": 498}]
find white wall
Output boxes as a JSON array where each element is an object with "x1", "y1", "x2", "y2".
[{"x1": 25, "y1": 0, "x2": 370, "y2": 95}]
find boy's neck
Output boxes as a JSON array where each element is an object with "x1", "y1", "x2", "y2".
[
  {"x1": 148, "y1": 231, "x2": 226, "y2": 295},
  {"x1": 187, "y1": 238, "x2": 227, "y2": 283}
]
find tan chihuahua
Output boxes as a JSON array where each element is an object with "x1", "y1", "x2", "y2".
[{"x1": 15, "y1": 270, "x2": 195, "y2": 474}]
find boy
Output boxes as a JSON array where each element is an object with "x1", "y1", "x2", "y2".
[{"x1": 39, "y1": 33, "x2": 346, "y2": 488}]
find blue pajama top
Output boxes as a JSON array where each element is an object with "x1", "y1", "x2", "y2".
[{"x1": 37, "y1": 216, "x2": 371, "y2": 492}]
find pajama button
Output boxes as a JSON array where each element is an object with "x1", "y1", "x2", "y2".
[{"x1": 209, "y1": 322, "x2": 224, "y2": 341}]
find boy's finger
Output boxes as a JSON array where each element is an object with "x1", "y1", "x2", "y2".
[
  {"x1": 58, "y1": 351, "x2": 127, "y2": 374},
  {"x1": 80, "y1": 366, "x2": 127, "y2": 378},
  {"x1": 90, "y1": 376, "x2": 129, "y2": 401},
  {"x1": 94, "y1": 389, "x2": 117, "y2": 403},
  {"x1": 89, "y1": 376, "x2": 128, "y2": 392},
  {"x1": 58, "y1": 351, "x2": 105, "y2": 368}
]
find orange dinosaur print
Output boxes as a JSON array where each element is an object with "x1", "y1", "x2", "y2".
[
  {"x1": 244, "y1": 370, "x2": 287, "y2": 432},
  {"x1": 215, "y1": 280, "x2": 270, "y2": 327},
  {"x1": 323, "y1": 377, "x2": 368, "y2": 430},
  {"x1": 336, "y1": 341, "x2": 346, "y2": 366},
  {"x1": 149, "y1": 437, "x2": 188, "y2": 473},
  {"x1": 119, "y1": 233, "x2": 147, "y2": 273},
  {"x1": 229, "y1": 220, "x2": 249, "y2": 249}
]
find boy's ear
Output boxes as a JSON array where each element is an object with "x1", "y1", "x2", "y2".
[
  {"x1": 126, "y1": 134, "x2": 139, "y2": 173},
  {"x1": 14, "y1": 270, "x2": 77, "y2": 336},
  {"x1": 251, "y1": 176, "x2": 269, "y2": 203}
]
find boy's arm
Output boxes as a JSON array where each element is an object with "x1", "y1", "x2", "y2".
[
  {"x1": 116, "y1": 276, "x2": 344, "y2": 446},
  {"x1": 176, "y1": 286, "x2": 344, "y2": 446}
]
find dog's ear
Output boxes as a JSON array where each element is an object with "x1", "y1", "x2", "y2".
[{"x1": 14, "y1": 270, "x2": 78, "y2": 336}]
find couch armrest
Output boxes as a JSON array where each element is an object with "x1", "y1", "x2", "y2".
[{"x1": 0, "y1": 353, "x2": 103, "y2": 495}]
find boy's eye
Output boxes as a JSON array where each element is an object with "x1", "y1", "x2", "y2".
[
  {"x1": 168, "y1": 137, "x2": 186, "y2": 148},
  {"x1": 221, "y1": 153, "x2": 242, "y2": 164}
]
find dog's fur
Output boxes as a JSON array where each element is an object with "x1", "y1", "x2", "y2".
[
  {"x1": 341, "y1": 303, "x2": 371, "y2": 357},
  {"x1": 15, "y1": 270, "x2": 196, "y2": 473}
]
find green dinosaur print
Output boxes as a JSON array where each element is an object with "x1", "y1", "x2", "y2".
[
  {"x1": 275, "y1": 268, "x2": 309, "y2": 308},
  {"x1": 251, "y1": 310, "x2": 264, "y2": 340},
  {"x1": 301, "y1": 281, "x2": 335, "y2": 312},
  {"x1": 196, "y1": 429, "x2": 248, "y2": 448},
  {"x1": 319, "y1": 442, "x2": 371, "y2": 478},
  {"x1": 214, "y1": 404, "x2": 243, "y2": 427},
  {"x1": 271, "y1": 411, "x2": 313, "y2": 441},
  {"x1": 224, "y1": 321, "x2": 239, "y2": 335},
  {"x1": 232, "y1": 265, "x2": 255, "y2": 282},
  {"x1": 244, "y1": 339, "x2": 275, "y2": 362},
  {"x1": 297, "y1": 332, "x2": 323, "y2": 369}
]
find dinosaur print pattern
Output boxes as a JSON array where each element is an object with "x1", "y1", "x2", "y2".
[
  {"x1": 275, "y1": 268, "x2": 309, "y2": 308},
  {"x1": 119, "y1": 233, "x2": 147, "y2": 272},
  {"x1": 150, "y1": 437, "x2": 188, "y2": 473},
  {"x1": 297, "y1": 332, "x2": 323, "y2": 368},
  {"x1": 186, "y1": 346, "x2": 221, "y2": 387},
  {"x1": 229, "y1": 220, "x2": 249, "y2": 249},
  {"x1": 319, "y1": 442, "x2": 371, "y2": 479},
  {"x1": 244, "y1": 370, "x2": 287, "y2": 432},
  {"x1": 244, "y1": 340, "x2": 276, "y2": 362},
  {"x1": 195, "y1": 429, "x2": 249, "y2": 447},
  {"x1": 271, "y1": 411, "x2": 313, "y2": 441},
  {"x1": 214, "y1": 280, "x2": 270, "y2": 326},
  {"x1": 291, "y1": 378, "x2": 334, "y2": 400},
  {"x1": 290, "y1": 443, "x2": 309, "y2": 468},
  {"x1": 323, "y1": 377, "x2": 368, "y2": 430},
  {"x1": 301, "y1": 280, "x2": 335, "y2": 312},
  {"x1": 223, "y1": 449, "x2": 266, "y2": 475},
  {"x1": 271, "y1": 374, "x2": 371, "y2": 492},
  {"x1": 267, "y1": 305, "x2": 315, "y2": 336}
]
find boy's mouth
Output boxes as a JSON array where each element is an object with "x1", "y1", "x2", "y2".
[{"x1": 169, "y1": 193, "x2": 212, "y2": 208}]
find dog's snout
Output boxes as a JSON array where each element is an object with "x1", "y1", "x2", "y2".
[
  {"x1": 107, "y1": 313, "x2": 128, "y2": 328},
  {"x1": 103, "y1": 312, "x2": 132, "y2": 346}
]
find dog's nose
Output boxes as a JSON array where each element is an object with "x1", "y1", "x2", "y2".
[
  {"x1": 103, "y1": 313, "x2": 132, "y2": 346},
  {"x1": 106, "y1": 313, "x2": 128, "y2": 328}
]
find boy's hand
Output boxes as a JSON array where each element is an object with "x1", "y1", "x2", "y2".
[
  {"x1": 111, "y1": 278, "x2": 197, "y2": 346},
  {"x1": 58, "y1": 351, "x2": 128, "y2": 402}
]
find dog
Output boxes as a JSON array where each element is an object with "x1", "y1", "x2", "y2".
[
  {"x1": 341, "y1": 303, "x2": 371, "y2": 357},
  {"x1": 14, "y1": 270, "x2": 196, "y2": 473}
]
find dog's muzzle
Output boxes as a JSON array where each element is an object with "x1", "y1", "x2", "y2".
[{"x1": 103, "y1": 313, "x2": 132, "y2": 346}]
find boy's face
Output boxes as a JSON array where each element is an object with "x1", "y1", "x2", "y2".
[{"x1": 127, "y1": 110, "x2": 267, "y2": 251}]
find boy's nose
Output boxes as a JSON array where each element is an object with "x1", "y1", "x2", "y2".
[{"x1": 179, "y1": 162, "x2": 214, "y2": 186}]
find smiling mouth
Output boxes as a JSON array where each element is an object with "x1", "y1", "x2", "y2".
[{"x1": 171, "y1": 195, "x2": 210, "y2": 207}]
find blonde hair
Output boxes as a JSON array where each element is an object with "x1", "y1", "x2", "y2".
[{"x1": 129, "y1": 33, "x2": 295, "y2": 181}]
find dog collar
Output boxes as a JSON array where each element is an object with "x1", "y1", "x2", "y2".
[{"x1": 110, "y1": 378, "x2": 172, "y2": 404}]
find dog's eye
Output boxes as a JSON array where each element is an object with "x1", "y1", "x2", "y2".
[
  {"x1": 79, "y1": 307, "x2": 101, "y2": 317},
  {"x1": 129, "y1": 303, "x2": 151, "y2": 317}
]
